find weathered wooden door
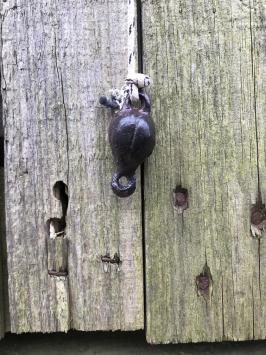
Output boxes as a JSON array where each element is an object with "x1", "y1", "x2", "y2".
[
  {"x1": 1, "y1": 0, "x2": 143, "y2": 334},
  {"x1": 1, "y1": 0, "x2": 266, "y2": 344},
  {"x1": 142, "y1": 0, "x2": 266, "y2": 343}
]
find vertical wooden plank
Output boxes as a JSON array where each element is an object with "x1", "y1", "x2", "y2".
[
  {"x1": 0, "y1": 3, "x2": 8, "y2": 338},
  {"x1": 0, "y1": 117, "x2": 5, "y2": 340},
  {"x1": 2, "y1": 0, "x2": 143, "y2": 333},
  {"x1": 2, "y1": 0, "x2": 70, "y2": 332},
  {"x1": 0, "y1": 6, "x2": 4, "y2": 340},
  {"x1": 63, "y1": 0, "x2": 143, "y2": 331},
  {"x1": 251, "y1": 0, "x2": 266, "y2": 340},
  {"x1": 142, "y1": 0, "x2": 266, "y2": 343}
]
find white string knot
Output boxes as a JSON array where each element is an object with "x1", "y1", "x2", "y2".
[
  {"x1": 124, "y1": 73, "x2": 151, "y2": 104},
  {"x1": 108, "y1": 73, "x2": 151, "y2": 110},
  {"x1": 100, "y1": 2, "x2": 150, "y2": 111}
]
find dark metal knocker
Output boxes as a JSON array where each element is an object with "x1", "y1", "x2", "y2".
[{"x1": 100, "y1": 90, "x2": 155, "y2": 197}]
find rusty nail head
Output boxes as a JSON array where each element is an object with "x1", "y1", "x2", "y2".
[
  {"x1": 175, "y1": 192, "x2": 187, "y2": 206},
  {"x1": 173, "y1": 185, "x2": 188, "y2": 213},
  {"x1": 196, "y1": 275, "x2": 209, "y2": 291},
  {"x1": 251, "y1": 209, "x2": 266, "y2": 226},
  {"x1": 250, "y1": 204, "x2": 266, "y2": 237}
]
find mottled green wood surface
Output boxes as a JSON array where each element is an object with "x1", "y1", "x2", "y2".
[
  {"x1": 142, "y1": 0, "x2": 266, "y2": 343},
  {"x1": 2, "y1": 0, "x2": 266, "y2": 343},
  {"x1": 2, "y1": 0, "x2": 143, "y2": 333}
]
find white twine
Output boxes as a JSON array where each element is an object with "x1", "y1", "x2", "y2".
[
  {"x1": 109, "y1": 73, "x2": 151, "y2": 110},
  {"x1": 128, "y1": 0, "x2": 137, "y2": 76},
  {"x1": 127, "y1": 0, "x2": 139, "y2": 103},
  {"x1": 104, "y1": 1, "x2": 151, "y2": 110}
]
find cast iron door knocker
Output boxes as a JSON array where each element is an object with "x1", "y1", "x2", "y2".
[{"x1": 100, "y1": 75, "x2": 155, "y2": 198}]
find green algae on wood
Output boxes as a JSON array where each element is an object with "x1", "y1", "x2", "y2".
[{"x1": 142, "y1": 0, "x2": 266, "y2": 344}]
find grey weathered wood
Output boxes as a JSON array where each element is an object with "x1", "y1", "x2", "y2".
[
  {"x1": 0, "y1": 2, "x2": 8, "y2": 337},
  {"x1": 0, "y1": 167, "x2": 5, "y2": 339},
  {"x1": 0, "y1": 40, "x2": 4, "y2": 343},
  {"x1": 252, "y1": 0, "x2": 266, "y2": 341},
  {"x1": 143, "y1": 0, "x2": 266, "y2": 343},
  {"x1": 2, "y1": 0, "x2": 143, "y2": 333}
]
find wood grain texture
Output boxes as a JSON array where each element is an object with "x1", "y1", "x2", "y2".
[
  {"x1": 142, "y1": 0, "x2": 266, "y2": 343},
  {"x1": 2, "y1": 0, "x2": 143, "y2": 333},
  {"x1": 0, "y1": 2, "x2": 8, "y2": 337},
  {"x1": 0, "y1": 166, "x2": 6, "y2": 339}
]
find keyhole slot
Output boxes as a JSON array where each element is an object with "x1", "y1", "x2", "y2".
[
  {"x1": 53, "y1": 181, "x2": 69, "y2": 224},
  {"x1": 46, "y1": 181, "x2": 69, "y2": 236},
  {"x1": 46, "y1": 181, "x2": 69, "y2": 276}
]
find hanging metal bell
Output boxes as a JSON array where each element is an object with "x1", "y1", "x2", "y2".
[{"x1": 108, "y1": 90, "x2": 155, "y2": 197}]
